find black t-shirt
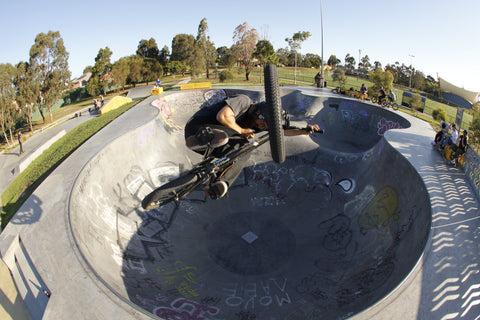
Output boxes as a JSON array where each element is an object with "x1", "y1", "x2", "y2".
[{"x1": 185, "y1": 94, "x2": 253, "y2": 135}]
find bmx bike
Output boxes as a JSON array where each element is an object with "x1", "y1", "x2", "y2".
[
  {"x1": 370, "y1": 95, "x2": 399, "y2": 110},
  {"x1": 141, "y1": 64, "x2": 322, "y2": 210}
]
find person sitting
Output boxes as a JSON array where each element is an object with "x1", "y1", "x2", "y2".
[
  {"x1": 185, "y1": 94, "x2": 322, "y2": 199},
  {"x1": 451, "y1": 130, "x2": 469, "y2": 166},
  {"x1": 154, "y1": 78, "x2": 162, "y2": 88},
  {"x1": 441, "y1": 123, "x2": 459, "y2": 149},
  {"x1": 360, "y1": 84, "x2": 368, "y2": 100},
  {"x1": 433, "y1": 121, "x2": 448, "y2": 146}
]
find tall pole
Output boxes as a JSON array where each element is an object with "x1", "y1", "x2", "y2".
[
  {"x1": 409, "y1": 54, "x2": 415, "y2": 89},
  {"x1": 320, "y1": 0, "x2": 324, "y2": 85}
]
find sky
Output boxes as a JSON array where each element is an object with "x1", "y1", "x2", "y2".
[{"x1": 1, "y1": 0, "x2": 479, "y2": 93}]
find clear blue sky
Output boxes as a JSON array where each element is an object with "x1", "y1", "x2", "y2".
[{"x1": 1, "y1": 0, "x2": 479, "y2": 93}]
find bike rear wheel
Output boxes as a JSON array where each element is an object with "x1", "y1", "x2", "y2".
[
  {"x1": 142, "y1": 173, "x2": 199, "y2": 210},
  {"x1": 264, "y1": 64, "x2": 286, "y2": 164}
]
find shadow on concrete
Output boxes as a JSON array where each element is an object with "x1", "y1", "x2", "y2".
[{"x1": 68, "y1": 89, "x2": 431, "y2": 319}]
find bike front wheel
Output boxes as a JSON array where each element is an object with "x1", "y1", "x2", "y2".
[
  {"x1": 142, "y1": 173, "x2": 199, "y2": 210},
  {"x1": 264, "y1": 64, "x2": 286, "y2": 164}
]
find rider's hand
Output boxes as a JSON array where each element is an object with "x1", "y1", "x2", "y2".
[
  {"x1": 241, "y1": 128, "x2": 255, "y2": 139},
  {"x1": 304, "y1": 124, "x2": 323, "y2": 134}
]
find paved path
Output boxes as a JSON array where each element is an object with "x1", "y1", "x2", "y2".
[{"x1": 0, "y1": 110, "x2": 95, "y2": 198}]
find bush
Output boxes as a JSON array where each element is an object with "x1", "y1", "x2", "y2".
[
  {"x1": 432, "y1": 107, "x2": 447, "y2": 121},
  {"x1": 190, "y1": 68, "x2": 202, "y2": 78},
  {"x1": 219, "y1": 70, "x2": 235, "y2": 82}
]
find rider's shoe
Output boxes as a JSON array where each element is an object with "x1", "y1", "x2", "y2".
[
  {"x1": 204, "y1": 180, "x2": 228, "y2": 200},
  {"x1": 186, "y1": 127, "x2": 228, "y2": 151}
]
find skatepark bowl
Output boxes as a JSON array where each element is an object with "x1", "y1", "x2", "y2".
[{"x1": 69, "y1": 88, "x2": 430, "y2": 319}]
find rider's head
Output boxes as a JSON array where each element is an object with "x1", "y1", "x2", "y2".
[{"x1": 247, "y1": 101, "x2": 268, "y2": 131}]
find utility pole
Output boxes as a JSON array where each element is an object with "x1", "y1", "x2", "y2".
[
  {"x1": 320, "y1": 0, "x2": 324, "y2": 87},
  {"x1": 358, "y1": 49, "x2": 362, "y2": 70}
]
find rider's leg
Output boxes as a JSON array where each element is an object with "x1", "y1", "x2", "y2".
[
  {"x1": 205, "y1": 135, "x2": 250, "y2": 199},
  {"x1": 185, "y1": 125, "x2": 229, "y2": 151}
]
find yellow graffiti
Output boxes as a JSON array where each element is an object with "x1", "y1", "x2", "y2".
[
  {"x1": 157, "y1": 261, "x2": 199, "y2": 298},
  {"x1": 358, "y1": 186, "x2": 400, "y2": 232}
]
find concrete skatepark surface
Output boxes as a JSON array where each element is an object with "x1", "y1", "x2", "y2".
[{"x1": 1, "y1": 86, "x2": 480, "y2": 320}]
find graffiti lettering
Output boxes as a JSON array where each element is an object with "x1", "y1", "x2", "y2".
[{"x1": 153, "y1": 298, "x2": 220, "y2": 320}]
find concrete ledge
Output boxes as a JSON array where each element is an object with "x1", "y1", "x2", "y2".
[
  {"x1": 99, "y1": 96, "x2": 132, "y2": 115},
  {"x1": 180, "y1": 82, "x2": 211, "y2": 90},
  {"x1": 0, "y1": 256, "x2": 32, "y2": 320},
  {"x1": 19, "y1": 130, "x2": 66, "y2": 173},
  {"x1": 151, "y1": 87, "x2": 163, "y2": 95}
]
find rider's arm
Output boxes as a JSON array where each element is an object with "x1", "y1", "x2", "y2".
[
  {"x1": 284, "y1": 124, "x2": 322, "y2": 136},
  {"x1": 216, "y1": 106, "x2": 254, "y2": 139}
]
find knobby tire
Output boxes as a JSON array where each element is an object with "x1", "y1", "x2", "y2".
[
  {"x1": 141, "y1": 173, "x2": 199, "y2": 210},
  {"x1": 263, "y1": 64, "x2": 286, "y2": 164}
]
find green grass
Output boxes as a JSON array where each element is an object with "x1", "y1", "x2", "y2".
[{"x1": 0, "y1": 99, "x2": 140, "y2": 228}]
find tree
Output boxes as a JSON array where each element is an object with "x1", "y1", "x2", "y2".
[
  {"x1": 327, "y1": 55, "x2": 340, "y2": 68},
  {"x1": 332, "y1": 68, "x2": 346, "y2": 86},
  {"x1": 344, "y1": 54, "x2": 356, "y2": 73},
  {"x1": 276, "y1": 48, "x2": 290, "y2": 66},
  {"x1": 142, "y1": 58, "x2": 163, "y2": 84},
  {"x1": 216, "y1": 46, "x2": 236, "y2": 69},
  {"x1": 358, "y1": 55, "x2": 371, "y2": 76},
  {"x1": 171, "y1": 34, "x2": 196, "y2": 68},
  {"x1": 410, "y1": 93, "x2": 423, "y2": 115},
  {"x1": 92, "y1": 46, "x2": 113, "y2": 95},
  {"x1": 0, "y1": 63, "x2": 17, "y2": 144},
  {"x1": 369, "y1": 69, "x2": 394, "y2": 93},
  {"x1": 165, "y1": 61, "x2": 187, "y2": 76},
  {"x1": 159, "y1": 46, "x2": 170, "y2": 67},
  {"x1": 29, "y1": 30, "x2": 71, "y2": 123},
  {"x1": 412, "y1": 70, "x2": 426, "y2": 91},
  {"x1": 195, "y1": 18, "x2": 217, "y2": 79},
  {"x1": 136, "y1": 38, "x2": 160, "y2": 60},
  {"x1": 232, "y1": 22, "x2": 259, "y2": 81},
  {"x1": 285, "y1": 31, "x2": 311, "y2": 83},
  {"x1": 127, "y1": 56, "x2": 143, "y2": 86},
  {"x1": 303, "y1": 53, "x2": 321, "y2": 68},
  {"x1": 253, "y1": 40, "x2": 279, "y2": 68},
  {"x1": 14, "y1": 62, "x2": 38, "y2": 132},
  {"x1": 111, "y1": 57, "x2": 130, "y2": 90},
  {"x1": 373, "y1": 61, "x2": 382, "y2": 71},
  {"x1": 86, "y1": 75, "x2": 100, "y2": 97}
]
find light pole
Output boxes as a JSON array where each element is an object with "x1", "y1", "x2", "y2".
[
  {"x1": 320, "y1": 0, "x2": 324, "y2": 87},
  {"x1": 409, "y1": 54, "x2": 415, "y2": 89}
]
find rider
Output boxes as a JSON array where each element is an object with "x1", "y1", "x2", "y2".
[
  {"x1": 378, "y1": 86, "x2": 387, "y2": 104},
  {"x1": 185, "y1": 94, "x2": 321, "y2": 199},
  {"x1": 388, "y1": 89, "x2": 396, "y2": 103}
]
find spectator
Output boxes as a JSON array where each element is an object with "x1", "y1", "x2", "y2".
[
  {"x1": 452, "y1": 130, "x2": 469, "y2": 166},
  {"x1": 360, "y1": 84, "x2": 368, "y2": 100},
  {"x1": 441, "y1": 123, "x2": 459, "y2": 149},
  {"x1": 433, "y1": 121, "x2": 448, "y2": 146},
  {"x1": 18, "y1": 131, "x2": 24, "y2": 155}
]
